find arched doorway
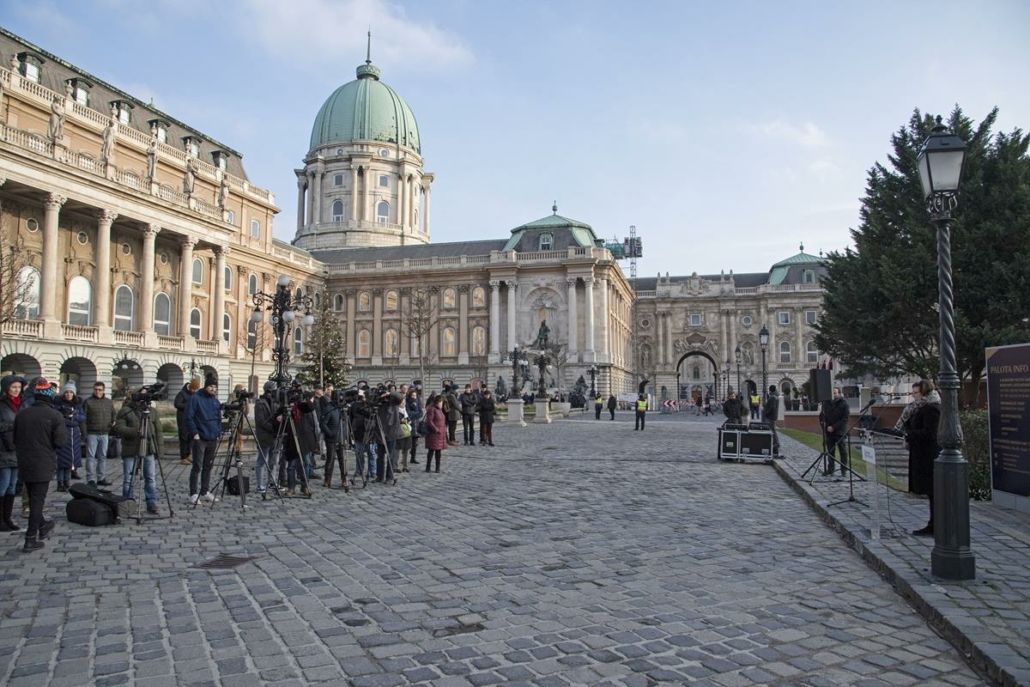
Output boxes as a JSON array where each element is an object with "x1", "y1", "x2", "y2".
[
  {"x1": 675, "y1": 351, "x2": 719, "y2": 402},
  {"x1": 111, "y1": 359, "x2": 143, "y2": 399},
  {"x1": 156, "y1": 363, "x2": 185, "y2": 392},
  {"x1": 1, "y1": 353, "x2": 42, "y2": 379},
  {"x1": 60, "y1": 357, "x2": 98, "y2": 395}
]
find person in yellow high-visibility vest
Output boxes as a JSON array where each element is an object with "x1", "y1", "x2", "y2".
[{"x1": 634, "y1": 395, "x2": 648, "y2": 431}]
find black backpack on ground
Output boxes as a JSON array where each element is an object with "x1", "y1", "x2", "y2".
[
  {"x1": 67, "y1": 483, "x2": 135, "y2": 525},
  {"x1": 66, "y1": 498, "x2": 115, "y2": 527}
]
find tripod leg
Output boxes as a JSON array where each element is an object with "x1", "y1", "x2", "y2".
[
  {"x1": 134, "y1": 454, "x2": 144, "y2": 525},
  {"x1": 154, "y1": 450, "x2": 174, "y2": 518}
]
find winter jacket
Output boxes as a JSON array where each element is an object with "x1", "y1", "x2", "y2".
[
  {"x1": 53, "y1": 395, "x2": 86, "y2": 470},
  {"x1": 905, "y1": 401, "x2": 941, "y2": 497},
  {"x1": 763, "y1": 392, "x2": 780, "y2": 424},
  {"x1": 722, "y1": 397, "x2": 745, "y2": 423},
  {"x1": 425, "y1": 405, "x2": 448, "y2": 451},
  {"x1": 13, "y1": 396, "x2": 68, "y2": 482},
  {"x1": 606, "y1": 396, "x2": 617, "y2": 411},
  {"x1": 478, "y1": 397, "x2": 496, "y2": 424},
  {"x1": 459, "y1": 392, "x2": 479, "y2": 416},
  {"x1": 320, "y1": 403, "x2": 345, "y2": 444},
  {"x1": 0, "y1": 375, "x2": 27, "y2": 469},
  {"x1": 405, "y1": 396, "x2": 424, "y2": 425},
  {"x1": 253, "y1": 394, "x2": 281, "y2": 448},
  {"x1": 819, "y1": 397, "x2": 850, "y2": 435},
  {"x1": 82, "y1": 394, "x2": 116, "y2": 434},
  {"x1": 113, "y1": 403, "x2": 164, "y2": 459},
  {"x1": 284, "y1": 401, "x2": 318, "y2": 461},
  {"x1": 376, "y1": 393, "x2": 403, "y2": 442},
  {"x1": 174, "y1": 384, "x2": 193, "y2": 423},
  {"x1": 349, "y1": 404, "x2": 371, "y2": 443},
  {"x1": 185, "y1": 388, "x2": 222, "y2": 441},
  {"x1": 443, "y1": 391, "x2": 460, "y2": 422}
]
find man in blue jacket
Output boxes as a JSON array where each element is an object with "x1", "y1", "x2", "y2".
[{"x1": 185, "y1": 374, "x2": 222, "y2": 505}]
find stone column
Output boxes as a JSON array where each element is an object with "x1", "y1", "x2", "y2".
[
  {"x1": 599, "y1": 277, "x2": 610, "y2": 363},
  {"x1": 179, "y1": 237, "x2": 197, "y2": 337},
  {"x1": 312, "y1": 164, "x2": 323, "y2": 225},
  {"x1": 213, "y1": 246, "x2": 228, "y2": 344},
  {"x1": 458, "y1": 284, "x2": 469, "y2": 364},
  {"x1": 306, "y1": 171, "x2": 316, "y2": 227},
  {"x1": 371, "y1": 288, "x2": 383, "y2": 365},
  {"x1": 345, "y1": 289, "x2": 356, "y2": 360},
  {"x1": 795, "y1": 307, "x2": 804, "y2": 369},
  {"x1": 398, "y1": 173, "x2": 406, "y2": 231},
  {"x1": 40, "y1": 193, "x2": 65, "y2": 321},
  {"x1": 139, "y1": 224, "x2": 160, "y2": 332},
  {"x1": 729, "y1": 308, "x2": 738, "y2": 364},
  {"x1": 489, "y1": 280, "x2": 501, "y2": 359},
  {"x1": 94, "y1": 210, "x2": 116, "y2": 327},
  {"x1": 665, "y1": 311, "x2": 674, "y2": 367},
  {"x1": 720, "y1": 309, "x2": 729, "y2": 364},
  {"x1": 584, "y1": 277, "x2": 595, "y2": 361},
  {"x1": 350, "y1": 167, "x2": 359, "y2": 221},
  {"x1": 296, "y1": 176, "x2": 306, "y2": 231},
  {"x1": 410, "y1": 178, "x2": 417, "y2": 228},
  {"x1": 423, "y1": 182, "x2": 431, "y2": 234},
  {"x1": 506, "y1": 280, "x2": 518, "y2": 351},
  {"x1": 566, "y1": 277, "x2": 578, "y2": 362}
]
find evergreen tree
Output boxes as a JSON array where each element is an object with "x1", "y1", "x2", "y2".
[
  {"x1": 815, "y1": 106, "x2": 1030, "y2": 391},
  {"x1": 295, "y1": 293, "x2": 350, "y2": 388}
]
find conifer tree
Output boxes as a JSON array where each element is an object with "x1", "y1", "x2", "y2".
[{"x1": 295, "y1": 293, "x2": 349, "y2": 388}]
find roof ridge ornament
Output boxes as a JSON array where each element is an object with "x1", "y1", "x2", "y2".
[
  {"x1": 552, "y1": 201, "x2": 558, "y2": 215},
  {"x1": 356, "y1": 30, "x2": 381, "y2": 80}
]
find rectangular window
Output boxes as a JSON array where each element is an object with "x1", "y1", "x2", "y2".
[
  {"x1": 334, "y1": 174, "x2": 344, "y2": 187},
  {"x1": 689, "y1": 313, "x2": 702, "y2": 327},
  {"x1": 23, "y1": 62, "x2": 40, "y2": 83},
  {"x1": 777, "y1": 311, "x2": 791, "y2": 325},
  {"x1": 74, "y1": 88, "x2": 89, "y2": 107},
  {"x1": 117, "y1": 107, "x2": 131, "y2": 125},
  {"x1": 805, "y1": 310, "x2": 818, "y2": 325},
  {"x1": 378, "y1": 175, "x2": 389, "y2": 188}
]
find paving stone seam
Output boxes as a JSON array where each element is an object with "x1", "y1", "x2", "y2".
[{"x1": 772, "y1": 460, "x2": 1016, "y2": 687}]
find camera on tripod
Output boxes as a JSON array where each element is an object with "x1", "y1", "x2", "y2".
[
  {"x1": 131, "y1": 381, "x2": 166, "y2": 404},
  {"x1": 334, "y1": 387, "x2": 361, "y2": 407}
]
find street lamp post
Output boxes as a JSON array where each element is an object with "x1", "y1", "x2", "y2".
[
  {"x1": 676, "y1": 372, "x2": 681, "y2": 402},
  {"x1": 759, "y1": 326, "x2": 770, "y2": 405},
  {"x1": 535, "y1": 350, "x2": 553, "y2": 400},
  {"x1": 917, "y1": 116, "x2": 975, "y2": 581},
  {"x1": 250, "y1": 275, "x2": 314, "y2": 389},
  {"x1": 588, "y1": 365, "x2": 597, "y2": 398},
  {"x1": 723, "y1": 359, "x2": 731, "y2": 398},
  {"x1": 734, "y1": 345, "x2": 742, "y2": 397},
  {"x1": 506, "y1": 345, "x2": 529, "y2": 398}
]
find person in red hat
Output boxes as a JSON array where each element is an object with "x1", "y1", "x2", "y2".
[{"x1": 13, "y1": 378, "x2": 67, "y2": 552}]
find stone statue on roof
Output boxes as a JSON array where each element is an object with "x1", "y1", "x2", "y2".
[
  {"x1": 183, "y1": 157, "x2": 198, "y2": 195},
  {"x1": 146, "y1": 137, "x2": 158, "y2": 180},
  {"x1": 101, "y1": 116, "x2": 118, "y2": 163},
  {"x1": 48, "y1": 96, "x2": 65, "y2": 142},
  {"x1": 217, "y1": 174, "x2": 229, "y2": 208}
]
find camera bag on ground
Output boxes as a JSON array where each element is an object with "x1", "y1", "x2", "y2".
[
  {"x1": 67, "y1": 483, "x2": 135, "y2": 525},
  {"x1": 66, "y1": 497, "x2": 114, "y2": 527},
  {"x1": 226, "y1": 475, "x2": 250, "y2": 495}
]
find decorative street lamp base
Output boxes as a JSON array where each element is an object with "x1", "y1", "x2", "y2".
[
  {"x1": 506, "y1": 398, "x2": 527, "y2": 427},
  {"x1": 533, "y1": 398, "x2": 552, "y2": 424},
  {"x1": 931, "y1": 455, "x2": 976, "y2": 581}
]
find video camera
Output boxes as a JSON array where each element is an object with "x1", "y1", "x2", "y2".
[
  {"x1": 220, "y1": 387, "x2": 255, "y2": 416},
  {"x1": 333, "y1": 387, "x2": 361, "y2": 407},
  {"x1": 131, "y1": 381, "x2": 167, "y2": 404}
]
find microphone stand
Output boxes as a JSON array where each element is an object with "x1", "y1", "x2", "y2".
[{"x1": 826, "y1": 397, "x2": 875, "y2": 508}]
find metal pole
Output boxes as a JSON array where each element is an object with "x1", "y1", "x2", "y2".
[
  {"x1": 930, "y1": 208, "x2": 975, "y2": 580},
  {"x1": 761, "y1": 348, "x2": 768, "y2": 404}
]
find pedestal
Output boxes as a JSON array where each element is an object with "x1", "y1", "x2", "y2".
[
  {"x1": 533, "y1": 398, "x2": 552, "y2": 424},
  {"x1": 506, "y1": 398, "x2": 527, "y2": 427}
]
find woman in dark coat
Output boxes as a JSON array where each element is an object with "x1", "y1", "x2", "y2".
[
  {"x1": 424, "y1": 394, "x2": 447, "y2": 473},
  {"x1": 53, "y1": 382, "x2": 86, "y2": 492},
  {"x1": 0, "y1": 375, "x2": 26, "y2": 531},
  {"x1": 478, "y1": 390, "x2": 496, "y2": 447},
  {"x1": 896, "y1": 380, "x2": 941, "y2": 536},
  {"x1": 405, "y1": 389, "x2": 423, "y2": 466}
]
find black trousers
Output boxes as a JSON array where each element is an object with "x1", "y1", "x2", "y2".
[
  {"x1": 825, "y1": 432, "x2": 848, "y2": 473},
  {"x1": 177, "y1": 422, "x2": 191, "y2": 459},
  {"x1": 447, "y1": 420, "x2": 457, "y2": 443},
  {"x1": 635, "y1": 411, "x2": 646, "y2": 430},
  {"x1": 425, "y1": 449, "x2": 441, "y2": 471},
  {"x1": 595, "y1": 405, "x2": 602, "y2": 419},
  {"x1": 25, "y1": 481, "x2": 49, "y2": 540},
  {"x1": 189, "y1": 439, "x2": 218, "y2": 495},
  {"x1": 462, "y1": 415, "x2": 476, "y2": 444},
  {"x1": 608, "y1": 408, "x2": 615, "y2": 420},
  {"x1": 324, "y1": 441, "x2": 347, "y2": 484}
]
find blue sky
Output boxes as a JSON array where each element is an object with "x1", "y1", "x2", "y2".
[{"x1": 5, "y1": 0, "x2": 1029, "y2": 276}]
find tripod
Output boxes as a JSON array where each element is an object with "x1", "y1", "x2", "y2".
[
  {"x1": 365, "y1": 404, "x2": 397, "y2": 486},
  {"x1": 269, "y1": 393, "x2": 314, "y2": 499},
  {"x1": 129, "y1": 401, "x2": 175, "y2": 524},
  {"x1": 211, "y1": 406, "x2": 283, "y2": 509},
  {"x1": 321, "y1": 403, "x2": 351, "y2": 492}
]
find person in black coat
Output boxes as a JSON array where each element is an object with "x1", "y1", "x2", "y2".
[
  {"x1": 899, "y1": 380, "x2": 941, "y2": 536},
  {"x1": 319, "y1": 393, "x2": 349, "y2": 490},
  {"x1": 13, "y1": 379, "x2": 67, "y2": 552},
  {"x1": 722, "y1": 392, "x2": 745, "y2": 425},
  {"x1": 819, "y1": 387, "x2": 851, "y2": 475},
  {"x1": 478, "y1": 390, "x2": 497, "y2": 446},
  {"x1": 253, "y1": 382, "x2": 281, "y2": 495},
  {"x1": 174, "y1": 379, "x2": 200, "y2": 465},
  {"x1": 606, "y1": 394, "x2": 617, "y2": 420},
  {"x1": 0, "y1": 375, "x2": 27, "y2": 532}
]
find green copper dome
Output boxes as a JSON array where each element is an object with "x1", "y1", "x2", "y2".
[{"x1": 309, "y1": 60, "x2": 421, "y2": 154}]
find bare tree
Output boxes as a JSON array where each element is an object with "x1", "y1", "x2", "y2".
[
  {"x1": 399, "y1": 284, "x2": 440, "y2": 386},
  {"x1": 0, "y1": 201, "x2": 32, "y2": 357},
  {"x1": 546, "y1": 341, "x2": 571, "y2": 393},
  {"x1": 238, "y1": 312, "x2": 270, "y2": 393}
]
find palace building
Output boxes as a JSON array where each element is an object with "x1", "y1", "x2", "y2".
[{"x1": 0, "y1": 27, "x2": 827, "y2": 402}]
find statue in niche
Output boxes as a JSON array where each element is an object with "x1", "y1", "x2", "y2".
[
  {"x1": 48, "y1": 96, "x2": 65, "y2": 142},
  {"x1": 217, "y1": 174, "x2": 229, "y2": 208},
  {"x1": 146, "y1": 137, "x2": 158, "y2": 180},
  {"x1": 101, "y1": 117, "x2": 118, "y2": 163},
  {"x1": 183, "y1": 157, "x2": 198, "y2": 195},
  {"x1": 536, "y1": 320, "x2": 549, "y2": 349}
]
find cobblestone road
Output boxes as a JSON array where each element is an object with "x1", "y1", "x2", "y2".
[{"x1": 0, "y1": 411, "x2": 988, "y2": 686}]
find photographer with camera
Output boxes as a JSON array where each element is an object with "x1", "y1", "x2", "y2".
[
  {"x1": 185, "y1": 374, "x2": 222, "y2": 505},
  {"x1": 375, "y1": 387, "x2": 403, "y2": 483},
  {"x1": 319, "y1": 389, "x2": 349, "y2": 490},
  {"x1": 284, "y1": 384, "x2": 317, "y2": 496},
  {"x1": 253, "y1": 381, "x2": 280, "y2": 495},
  {"x1": 112, "y1": 384, "x2": 164, "y2": 515},
  {"x1": 349, "y1": 390, "x2": 377, "y2": 483}
]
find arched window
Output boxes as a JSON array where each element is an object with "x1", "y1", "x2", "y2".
[
  {"x1": 293, "y1": 328, "x2": 304, "y2": 355},
  {"x1": 14, "y1": 266, "x2": 41, "y2": 319},
  {"x1": 442, "y1": 288, "x2": 456, "y2": 309},
  {"x1": 357, "y1": 329, "x2": 371, "y2": 358},
  {"x1": 358, "y1": 291, "x2": 371, "y2": 312},
  {"x1": 539, "y1": 233, "x2": 553, "y2": 251},
  {"x1": 333, "y1": 294, "x2": 344, "y2": 311},
  {"x1": 226, "y1": 209, "x2": 235, "y2": 225},
  {"x1": 384, "y1": 328, "x2": 399, "y2": 357},
  {"x1": 471, "y1": 326, "x2": 486, "y2": 356},
  {"x1": 248, "y1": 273, "x2": 258, "y2": 296},
  {"x1": 411, "y1": 334, "x2": 421, "y2": 358},
  {"x1": 806, "y1": 341, "x2": 819, "y2": 364},
  {"x1": 331, "y1": 200, "x2": 344, "y2": 221},
  {"x1": 223, "y1": 312, "x2": 231, "y2": 343},
  {"x1": 471, "y1": 287, "x2": 485, "y2": 308},
  {"x1": 192, "y1": 257, "x2": 203, "y2": 285},
  {"x1": 246, "y1": 319, "x2": 257, "y2": 350},
  {"x1": 314, "y1": 292, "x2": 321, "y2": 309},
  {"x1": 779, "y1": 341, "x2": 792, "y2": 364},
  {"x1": 693, "y1": 365, "x2": 700, "y2": 380},
  {"x1": 189, "y1": 308, "x2": 202, "y2": 340},
  {"x1": 114, "y1": 285, "x2": 134, "y2": 331},
  {"x1": 385, "y1": 290, "x2": 398, "y2": 311},
  {"x1": 442, "y1": 327, "x2": 456, "y2": 357},
  {"x1": 250, "y1": 219, "x2": 261, "y2": 238},
  {"x1": 376, "y1": 201, "x2": 389, "y2": 224},
  {"x1": 223, "y1": 266, "x2": 232, "y2": 292},
  {"x1": 154, "y1": 293, "x2": 171, "y2": 336},
  {"x1": 67, "y1": 276, "x2": 92, "y2": 326}
]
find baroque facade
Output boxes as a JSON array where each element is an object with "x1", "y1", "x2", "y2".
[{"x1": 0, "y1": 29, "x2": 829, "y2": 400}]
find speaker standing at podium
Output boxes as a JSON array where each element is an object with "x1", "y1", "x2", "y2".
[
  {"x1": 818, "y1": 387, "x2": 850, "y2": 475},
  {"x1": 722, "y1": 392, "x2": 745, "y2": 425}
]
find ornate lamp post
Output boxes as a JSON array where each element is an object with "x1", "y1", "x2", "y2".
[
  {"x1": 588, "y1": 365, "x2": 598, "y2": 398},
  {"x1": 734, "y1": 345, "x2": 742, "y2": 397},
  {"x1": 250, "y1": 275, "x2": 314, "y2": 389},
  {"x1": 506, "y1": 345, "x2": 529, "y2": 398},
  {"x1": 535, "y1": 350, "x2": 553, "y2": 399},
  {"x1": 917, "y1": 116, "x2": 975, "y2": 581},
  {"x1": 759, "y1": 325, "x2": 770, "y2": 404},
  {"x1": 723, "y1": 358, "x2": 730, "y2": 398},
  {"x1": 676, "y1": 371, "x2": 681, "y2": 402}
]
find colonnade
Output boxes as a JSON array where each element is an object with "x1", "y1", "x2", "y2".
[{"x1": 296, "y1": 163, "x2": 432, "y2": 234}]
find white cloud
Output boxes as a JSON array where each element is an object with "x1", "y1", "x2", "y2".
[
  {"x1": 233, "y1": 0, "x2": 473, "y2": 73},
  {"x1": 754, "y1": 120, "x2": 831, "y2": 149}
]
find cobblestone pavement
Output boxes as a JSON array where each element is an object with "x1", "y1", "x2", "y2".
[{"x1": 0, "y1": 410, "x2": 991, "y2": 686}]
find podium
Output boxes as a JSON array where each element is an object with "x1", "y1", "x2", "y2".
[{"x1": 718, "y1": 424, "x2": 774, "y2": 464}]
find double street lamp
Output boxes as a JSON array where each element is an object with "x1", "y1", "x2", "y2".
[
  {"x1": 506, "y1": 345, "x2": 529, "y2": 399},
  {"x1": 759, "y1": 325, "x2": 770, "y2": 404},
  {"x1": 250, "y1": 275, "x2": 314, "y2": 388},
  {"x1": 588, "y1": 364, "x2": 598, "y2": 398},
  {"x1": 734, "y1": 345, "x2": 742, "y2": 397},
  {"x1": 917, "y1": 116, "x2": 975, "y2": 581}
]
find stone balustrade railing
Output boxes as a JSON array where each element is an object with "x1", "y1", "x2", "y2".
[
  {"x1": 61, "y1": 324, "x2": 99, "y2": 342},
  {"x1": 114, "y1": 330, "x2": 144, "y2": 347},
  {"x1": 2, "y1": 320, "x2": 43, "y2": 337},
  {"x1": 323, "y1": 247, "x2": 610, "y2": 275},
  {"x1": 157, "y1": 335, "x2": 185, "y2": 351},
  {"x1": 635, "y1": 282, "x2": 823, "y2": 298}
]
